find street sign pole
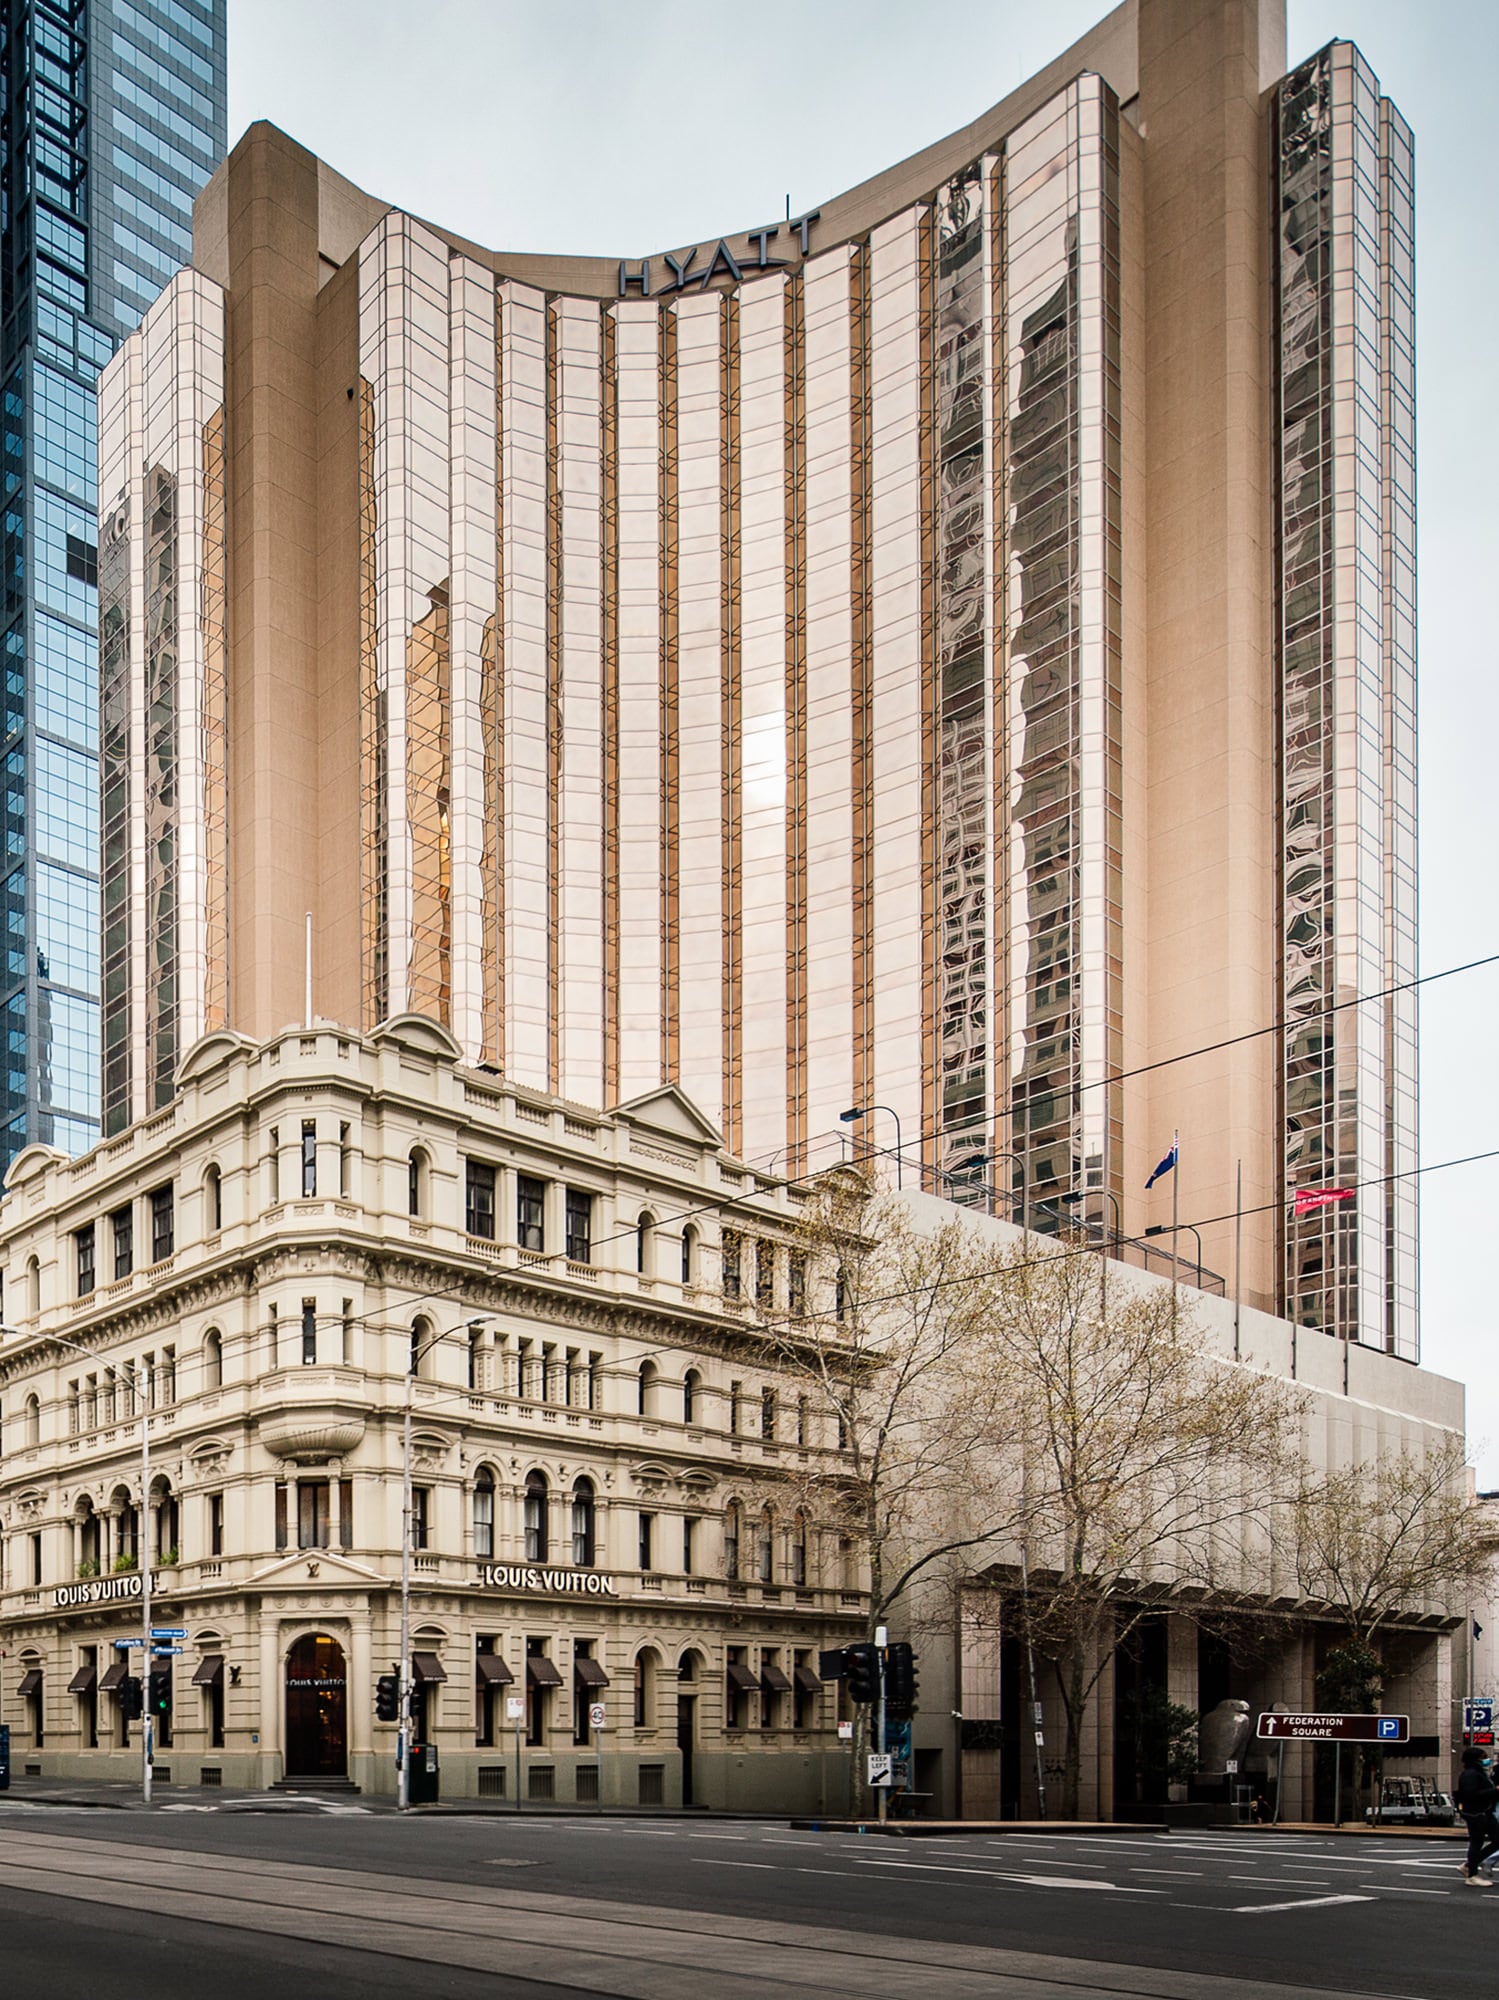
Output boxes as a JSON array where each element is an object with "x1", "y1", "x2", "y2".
[
  {"x1": 1333, "y1": 1742, "x2": 1341, "y2": 1827},
  {"x1": 591, "y1": 1702, "x2": 606, "y2": 1814},
  {"x1": 506, "y1": 1691, "x2": 524, "y2": 1812},
  {"x1": 874, "y1": 1625, "x2": 888, "y2": 1826}
]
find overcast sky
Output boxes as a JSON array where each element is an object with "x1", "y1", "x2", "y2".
[{"x1": 228, "y1": 1, "x2": 1499, "y2": 1478}]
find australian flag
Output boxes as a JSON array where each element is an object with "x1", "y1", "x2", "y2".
[{"x1": 1145, "y1": 1139, "x2": 1178, "y2": 1190}]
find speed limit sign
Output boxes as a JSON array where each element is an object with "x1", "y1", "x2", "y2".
[{"x1": 589, "y1": 1701, "x2": 607, "y2": 1731}]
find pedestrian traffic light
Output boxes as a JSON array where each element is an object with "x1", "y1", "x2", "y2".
[
  {"x1": 375, "y1": 1672, "x2": 401, "y2": 1723},
  {"x1": 885, "y1": 1642, "x2": 918, "y2": 1718},
  {"x1": 844, "y1": 1642, "x2": 881, "y2": 1704},
  {"x1": 120, "y1": 1675, "x2": 143, "y2": 1722},
  {"x1": 147, "y1": 1669, "x2": 172, "y2": 1720}
]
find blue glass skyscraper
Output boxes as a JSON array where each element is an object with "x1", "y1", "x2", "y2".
[{"x1": 1, "y1": 0, "x2": 226, "y2": 1165}]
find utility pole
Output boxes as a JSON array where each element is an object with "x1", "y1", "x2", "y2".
[
  {"x1": 397, "y1": 1364, "x2": 414, "y2": 1809},
  {"x1": 1020, "y1": 1545, "x2": 1047, "y2": 1821},
  {"x1": 140, "y1": 1358, "x2": 152, "y2": 1808}
]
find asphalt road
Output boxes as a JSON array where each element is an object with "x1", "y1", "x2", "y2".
[{"x1": 0, "y1": 1802, "x2": 1488, "y2": 1999}]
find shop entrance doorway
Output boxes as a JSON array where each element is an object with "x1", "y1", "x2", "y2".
[{"x1": 285, "y1": 1632, "x2": 347, "y2": 1777}]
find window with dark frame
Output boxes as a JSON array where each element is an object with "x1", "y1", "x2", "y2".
[
  {"x1": 565, "y1": 1187, "x2": 592, "y2": 1263},
  {"x1": 524, "y1": 1472, "x2": 548, "y2": 1562},
  {"x1": 517, "y1": 1175, "x2": 545, "y2": 1251},
  {"x1": 761, "y1": 1385, "x2": 776, "y2": 1441},
  {"x1": 65, "y1": 532, "x2": 97, "y2": 585},
  {"x1": 149, "y1": 1183, "x2": 174, "y2": 1262},
  {"x1": 209, "y1": 1492, "x2": 224, "y2": 1557},
  {"x1": 682, "y1": 1515, "x2": 696, "y2": 1575},
  {"x1": 301, "y1": 1120, "x2": 317, "y2": 1197},
  {"x1": 637, "y1": 1511, "x2": 654, "y2": 1573},
  {"x1": 75, "y1": 1221, "x2": 95, "y2": 1296},
  {"x1": 411, "y1": 1485, "x2": 431, "y2": 1551},
  {"x1": 788, "y1": 1252, "x2": 806, "y2": 1315},
  {"x1": 755, "y1": 1240, "x2": 775, "y2": 1308},
  {"x1": 474, "y1": 1470, "x2": 495, "y2": 1558},
  {"x1": 465, "y1": 1158, "x2": 496, "y2": 1239},
  {"x1": 721, "y1": 1230, "x2": 741, "y2": 1299},
  {"x1": 301, "y1": 1299, "x2": 316, "y2": 1365}
]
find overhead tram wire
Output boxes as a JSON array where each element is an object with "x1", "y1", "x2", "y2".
[{"x1": 11, "y1": 952, "x2": 1494, "y2": 1389}]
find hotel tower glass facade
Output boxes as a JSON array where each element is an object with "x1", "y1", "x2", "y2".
[
  {"x1": 0, "y1": 0, "x2": 226, "y2": 1165},
  {"x1": 92, "y1": 2, "x2": 1417, "y2": 1355}
]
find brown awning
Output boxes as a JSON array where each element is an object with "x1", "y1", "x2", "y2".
[
  {"x1": 573, "y1": 1657, "x2": 609, "y2": 1689},
  {"x1": 793, "y1": 1663, "x2": 824, "y2": 1695},
  {"x1": 17, "y1": 1669, "x2": 43, "y2": 1697},
  {"x1": 725, "y1": 1661, "x2": 760, "y2": 1694},
  {"x1": 191, "y1": 1655, "x2": 225, "y2": 1688},
  {"x1": 476, "y1": 1653, "x2": 515, "y2": 1687},
  {"x1": 67, "y1": 1664, "x2": 97, "y2": 1695},
  {"x1": 759, "y1": 1662, "x2": 793, "y2": 1695},
  {"x1": 411, "y1": 1652, "x2": 447, "y2": 1684},
  {"x1": 98, "y1": 1661, "x2": 128, "y2": 1693},
  {"x1": 525, "y1": 1654, "x2": 563, "y2": 1688}
]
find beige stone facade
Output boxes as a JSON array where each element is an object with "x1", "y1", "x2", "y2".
[{"x1": 0, "y1": 1019, "x2": 863, "y2": 1803}]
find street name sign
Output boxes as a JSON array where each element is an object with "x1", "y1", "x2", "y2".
[
  {"x1": 1257, "y1": 1711, "x2": 1408, "y2": 1743},
  {"x1": 114, "y1": 1637, "x2": 145, "y2": 1648},
  {"x1": 151, "y1": 1645, "x2": 184, "y2": 1656},
  {"x1": 150, "y1": 1628, "x2": 186, "y2": 1640}
]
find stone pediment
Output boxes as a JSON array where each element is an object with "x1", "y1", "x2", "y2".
[
  {"x1": 4, "y1": 1141, "x2": 67, "y2": 1191},
  {"x1": 613, "y1": 1084, "x2": 723, "y2": 1150},
  {"x1": 176, "y1": 1029, "x2": 257, "y2": 1086},
  {"x1": 373, "y1": 1012, "x2": 462, "y2": 1064},
  {"x1": 250, "y1": 1547, "x2": 384, "y2": 1590}
]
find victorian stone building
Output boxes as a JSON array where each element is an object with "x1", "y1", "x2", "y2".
[{"x1": 0, "y1": 1016, "x2": 861, "y2": 1803}]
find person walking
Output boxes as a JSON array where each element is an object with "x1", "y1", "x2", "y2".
[{"x1": 1457, "y1": 1746, "x2": 1499, "y2": 1885}]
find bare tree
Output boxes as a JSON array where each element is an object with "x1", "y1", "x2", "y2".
[
  {"x1": 963, "y1": 1237, "x2": 1301, "y2": 1817},
  {"x1": 1291, "y1": 1435, "x2": 1498, "y2": 1647},
  {"x1": 765, "y1": 1174, "x2": 1021, "y2": 1637}
]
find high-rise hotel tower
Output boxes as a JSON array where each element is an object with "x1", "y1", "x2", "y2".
[
  {"x1": 1, "y1": 0, "x2": 226, "y2": 1162},
  {"x1": 93, "y1": 0, "x2": 1417, "y2": 1355}
]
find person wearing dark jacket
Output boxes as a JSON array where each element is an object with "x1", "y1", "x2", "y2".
[{"x1": 1458, "y1": 1747, "x2": 1499, "y2": 1884}]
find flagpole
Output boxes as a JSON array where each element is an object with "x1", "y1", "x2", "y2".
[
  {"x1": 1171, "y1": 1128, "x2": 1180, "y2": 1326},
  {"x1": 1233, "y1": 1158, "x2": 1243, "y2": 1362}
]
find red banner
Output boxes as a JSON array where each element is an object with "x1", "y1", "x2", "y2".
[{"x1": 1293, "y1": 1186, "x2": 1356, "y2": 1216}]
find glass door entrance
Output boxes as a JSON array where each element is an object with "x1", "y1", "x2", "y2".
[{"x1": 284, "y1": 1632, "x2": 348, "y2": 1777}]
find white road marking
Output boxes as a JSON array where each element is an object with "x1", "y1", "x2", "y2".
[
  {"x1": 687, "y1": 1857, "x2": 775, "y2": 1869},
  {"x1": 1229, "y1": 1893, "x2": 1374, "y2": 1913},
  {"x1": 848, "y1": 1857, "x2": 1160, "y2": 1893}
]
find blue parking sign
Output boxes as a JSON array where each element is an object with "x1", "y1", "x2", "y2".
[{"x1": 1378, "y1": 1717, "x2": 1399, "y2": 1739}]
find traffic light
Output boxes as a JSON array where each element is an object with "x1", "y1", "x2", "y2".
[
  {"x1": 844, "y1": 1642, "x2": 881, "y2": 1705},
  {"x1": 885, "y1": 1642, "x2": 918, "y2": 1718},
  {"x1": 817, "y1": 1648, "x2": 849, "y2": 1682},
  {"x1": 375, "y1": 1672, "x2": 401, "y2": 1723},
  {"x1": 147, "y1": 1669, "x2": 173, "y2": 1720},
  {"x1": 120, "y1": 1675, "x2": 143, "y2": 1722}
]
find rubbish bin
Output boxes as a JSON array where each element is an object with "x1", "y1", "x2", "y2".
[{"x1": 408, "y1": 1740, "x2": 439, "y2": 1804}]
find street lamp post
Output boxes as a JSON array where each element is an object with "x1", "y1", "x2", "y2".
[
  {"x1": 1058, "y1": 1189, "x2": 1122, "y2": 1310},
  {"x1": 838, "y1": 1104, "x2": 903, "y2": 1188},
  {"x1": 0, "y1": 1324, "x2": 153, "y2": 1805},
  {"x1": 1151, "y1": 1216, "x2": 1207, "y2": 1296}
]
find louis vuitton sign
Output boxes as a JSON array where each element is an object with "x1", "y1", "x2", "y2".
[{"x1": 479, "y1": 1565, "x2": 619, "y2": 1598}]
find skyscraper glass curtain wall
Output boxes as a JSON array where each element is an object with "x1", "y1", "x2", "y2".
[
  {"x1": 1274, "y1": 45, "x2": 1417, "y2": 1358},
  {"x1": 0, "y1": 0, "x2": 226, "y2": 1165},
  {"x1": 96, "y1": 24, "x2": 1417, "y2": 1356}
]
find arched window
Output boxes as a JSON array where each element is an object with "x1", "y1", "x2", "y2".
[
  {"x1": 760, "y1": 1385, "x2": 777, "y2": 1441},
  {"x1": 151, "y1": 1477, "x2": 179, "y2": 1564},
  {"x1": 205, "y1": 1163, "x2": 223, "y2": 1234},
  {"x1": 839, "y1": 1535, "x2": 857, "y2": 1590},
  {"x1": 792, "y1": 1508, "x2": 809, "y2": 1587},
  {"x1": 677, "y1": 1647, "x2": 702, "y2": 1683},
  {"x1": 410, "y1": 1315, "x2": 433, "y2": 1380},
  {"x1": 473, "y1": 1466, "x2": 495, "y2": 1559},
  {"x1": 523, "y1": 1471, "x2": 549, "y2": 1563},
  {"x1": 723, "y1": 1500, "x2": 742, "y2": 1581},
  {"x1": 637, "y1": 1357, "x2": 656, "y2": 1418},
  {"x1": 571, "y1": 1476, "x2": 596, "y2": 1568},
  {"x1": 112, "y1": 1485, "x2": 139, "y2": 1567},
  {"x1": 758, "y1": 1505, "x2": 775, "y2": 1583},
  {"x1": 636, "y1": 1212, "x2": 655, "y2": 1276},
  {"x1": 680, "y1": 1225, "x2": 697, "y2": 1285},
  {"x1": 25, "y1": 1254, "x2": 39, "y2": 1318},
  {"x1": 203, "y1": 1328, "x2": 223, "y2": 1392},
  {"x1": 75, "y1": 1496, "x2": 100, "y2": 1575},
  {"x1": 408, "y1": 1148, "x2": 428, "y2": 1220},
  {"x1": 796, "y1": 1394, "x2": 809, "y2": 1447},
  {"x1": 23, "y1": 1392, "x2": 40, "y2": 1448},
  {"x1": 682, "y1": 1367, "x2": 701, "y2": 1426},
  {"x1": 835, "y1": 1265, "x2": 849, "y2": 1322},
  {"x1": 633, "y1": 1647, "x2": 659, "y2": 1729}
]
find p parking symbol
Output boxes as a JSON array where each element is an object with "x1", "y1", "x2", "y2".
[{"x1": 1378, "y1": 1718, "x2": 1399, "y2": 1739}]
